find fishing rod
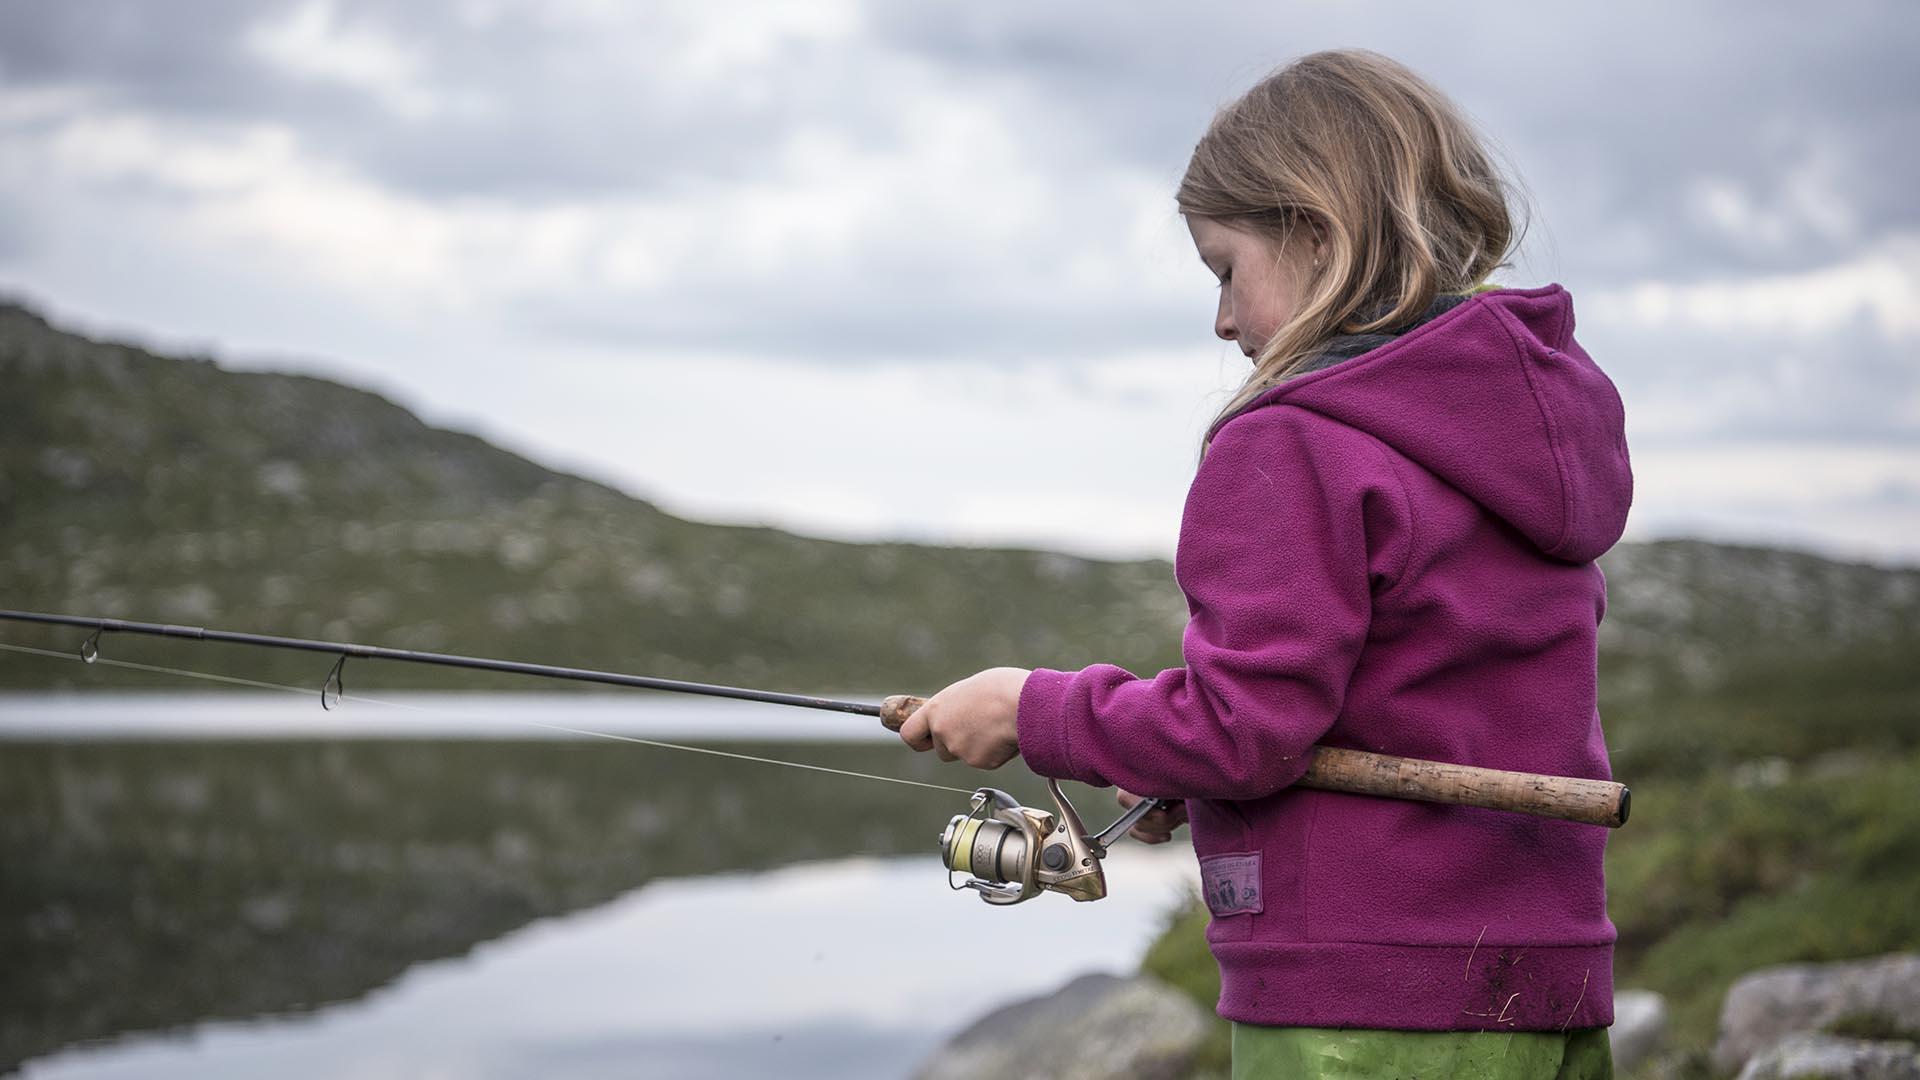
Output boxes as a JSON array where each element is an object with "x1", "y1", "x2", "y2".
[
  {"x1": 0, "y1": 609, "x2": 902, "y2": 718},
  {"x1": 0, "y1": 608, "x2": 1629, "y2": 907}
]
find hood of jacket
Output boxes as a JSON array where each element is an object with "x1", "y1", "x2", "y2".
[{"x1": 1220, "y1": 284, "x2": 1632, "y2": 564}]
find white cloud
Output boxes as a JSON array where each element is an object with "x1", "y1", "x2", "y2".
[
  {"x1": 1629, "y1": 440, "x2": 1919, "y2": 505},
  {"x1": 1685, "y1": 137, "x2": 1861, "y2": 253},
  {"x1": 657, "y1": 0, "x2": 865, "y2": 77},
  {"x1": 19, "y1": 110, "x2": 473, "y2": 308},
  {"x1": 444, "y1": 342, "x2": 1231, "y2": 561},
  {"x1": 1620, "y1": 440, "x2": 1920, "y2": 566},
  {"x1": 244, "y1": 1, "x2": 449, "y2": 120},
  {"x1": 42, "y1": 114, "x2": 300, "y2": 194},
  {"x1": 0, "y1": 85, "x2": 94, "y2": 126},
  {"x1": 2, "y1": 65, "x2": 1193, "y2": 357},
  {"x1": 1589, "y1": 232, "x2": 1920, "y2": 341}
]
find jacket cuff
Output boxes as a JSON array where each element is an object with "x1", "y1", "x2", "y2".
[{"x1": 1015, "y1": 667, "x2": 1079, "y2": 780}]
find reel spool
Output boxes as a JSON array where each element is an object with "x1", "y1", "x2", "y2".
[{"x1": 940, "y1": 779, "x2": 1169, "y2": 905}]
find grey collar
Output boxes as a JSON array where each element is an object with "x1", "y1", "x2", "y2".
[{"x1": 1292, "y1": 292, "x2": 1475, "y2": 377}]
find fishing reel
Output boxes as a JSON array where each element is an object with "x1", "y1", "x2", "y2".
[{"x1": 939, "y1": 780, "x2": 1169, "y2": 905}]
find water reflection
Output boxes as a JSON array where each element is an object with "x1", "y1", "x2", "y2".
[
  {"x1": 23, "y1": 853, "x2": 1198, "y2": 1079},
  {"x1": 2, "y1": 695, "x2": 1198, "y2": 1077}
]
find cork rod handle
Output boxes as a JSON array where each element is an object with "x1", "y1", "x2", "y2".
[
  {"x1": 877, "y1": 695, "x2": 1628, "y2": 828},
  {"x1": 1299, "y1": 745, "x2": 1628, "y2": 828},
  {"x1": 878, "y1": 695, "x2": 927, "y2": 732}
]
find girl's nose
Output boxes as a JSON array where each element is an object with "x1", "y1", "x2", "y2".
[{"x1": 1215, "y1": 295, "x2": 1236, "y2": 342}]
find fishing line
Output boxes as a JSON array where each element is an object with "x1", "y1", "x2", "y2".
[
  {"x1": 0, "y1": 608, "x2": 1634, "y2": 910},
  {"x1": 0, "y1": 639, "x2": 976, "y2": 796}
]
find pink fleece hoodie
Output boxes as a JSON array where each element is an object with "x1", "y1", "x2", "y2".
[{"x1": 1016, "y1": 284, "x2": 1631, "y2": 1031}]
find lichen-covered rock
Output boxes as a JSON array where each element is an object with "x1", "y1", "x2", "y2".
[
  {"x1": 1715, "y1": 954, "x2": 1920, "y2": 1073},
  {"x1": 1735, "y1": 1034, "x2": 1920, "y2": 1080},
  {"x1": 1611, "y1": 989, "x2": 1667, "y2": 1072},
  {"x1": 912, "y1": 972, "x2": 1211, "y2": 1080}
]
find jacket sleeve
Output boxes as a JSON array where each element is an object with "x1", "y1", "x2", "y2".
[{"x1": 1015, "y1": 403, "x2": 1408, "y2": 800}]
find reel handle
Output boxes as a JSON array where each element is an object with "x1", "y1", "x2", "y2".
[{"x1": 881, "y1": 693, "x2": 1628, "y2": 828}]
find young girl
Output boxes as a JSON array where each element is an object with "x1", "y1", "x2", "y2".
[{"x1": 897, "y1": 48, "x2": 1630, "y2": 1079}]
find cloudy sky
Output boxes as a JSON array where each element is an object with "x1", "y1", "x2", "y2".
[{"x1": 3, "y1": 1, "x2": 1916, "y2": 566}]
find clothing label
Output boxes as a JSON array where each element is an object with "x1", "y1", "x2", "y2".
[{"x1": 1199, "y1": 852, "x2": 1263, "y2": 916}]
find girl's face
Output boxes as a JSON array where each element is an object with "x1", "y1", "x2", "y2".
[{"x1": 1186, "y1": 214, "x2": 1324, "y2": 361}]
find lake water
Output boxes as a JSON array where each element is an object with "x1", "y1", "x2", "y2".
[
  {"x1": 0, "y1": 693, "x2": 1202, "y2": 1079},
  {"x1": 0, "y1": 690, "x2": 922, "y2": 740}
]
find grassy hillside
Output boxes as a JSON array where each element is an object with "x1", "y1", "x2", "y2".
[
  {"x1": 5, "y1": 298, "x2": 1914, "y2": 706},
  {"x1": 0, "y1": 299, "x2": 1185, "y2": 696}
]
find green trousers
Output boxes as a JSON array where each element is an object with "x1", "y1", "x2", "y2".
[{"x1": 1231, "y1": 1023, "x2": 1613, "y2": 1079}]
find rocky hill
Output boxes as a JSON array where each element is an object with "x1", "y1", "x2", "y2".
[
  {"x1": 4, "y1": 298, "x2": 1915, "y2": 721},
  {"x1": 0, "y1": 300, "x2": 1184, "y2": 696}
]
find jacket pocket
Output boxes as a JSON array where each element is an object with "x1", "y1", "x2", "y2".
[
  {"x1": 1191, "y1": 789, "x2": 1317, "y2": 945},
  {"x1": 1186, "y1": 797, "x2": 1257, "y2": 942}
]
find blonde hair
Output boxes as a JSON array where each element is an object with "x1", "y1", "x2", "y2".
[{"x1": 1180, "y1": 49, "x2": 1526, "y2": 451}]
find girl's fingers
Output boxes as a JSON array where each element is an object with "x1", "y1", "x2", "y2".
[
  {"x1": 1116, "y1": 790, "x2": 1188, "y2": 834},
  {"x1": 1138, "y1": 812, "x2": 1180, "y2": 834},
  {"x1": 897, "y1": 705, "x2": 935, "y2": 752},
  {"x1": 898, "y1": 672, "x2": 1021, "y2": 764}
]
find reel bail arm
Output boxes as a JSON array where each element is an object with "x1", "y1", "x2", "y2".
[{"x1": 940, "y1": 779, "x2": 1150, "y2": 905}]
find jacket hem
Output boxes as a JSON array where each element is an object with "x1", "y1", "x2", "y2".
[{"x1": 1213, "y1": 940, "x2": 1615, "y2": 1031}]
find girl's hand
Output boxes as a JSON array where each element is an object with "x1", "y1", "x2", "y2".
[
  {"x1": 896, "y1": 667, "x2": 1029, "y2": 770},
  {"x1": 1117, "y1": 789, "x2": 1188, "y2": 844}
]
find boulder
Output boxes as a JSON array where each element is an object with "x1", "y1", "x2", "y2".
[
  {"x1": 1610, "y1": 989, "x2": 1667, "y2": 1072},
  {"x1": 1716, "y1": 954, "x2": 1920, "y2": 1073},
  {"x1": 912, "y1": 971, "x2": 1212, "y2": 1080},
  {"x1": 1735, "y1": 1034, "x2": 1920, "y2": 1080}
]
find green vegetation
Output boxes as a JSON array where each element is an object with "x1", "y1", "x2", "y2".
[
  {"x1": 6, "y1": 299, "x2": 1917, "y2": 710},
  {"x1": 1141, "y1": 895, "x2": 1231, "y2": 1075},
  {"x1": 1824, "y1": 1011, "x2": 1920, "y2": 1044},
  {"x1": 0, "y1": 301, "x2": 1186, "y2": 697}
]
